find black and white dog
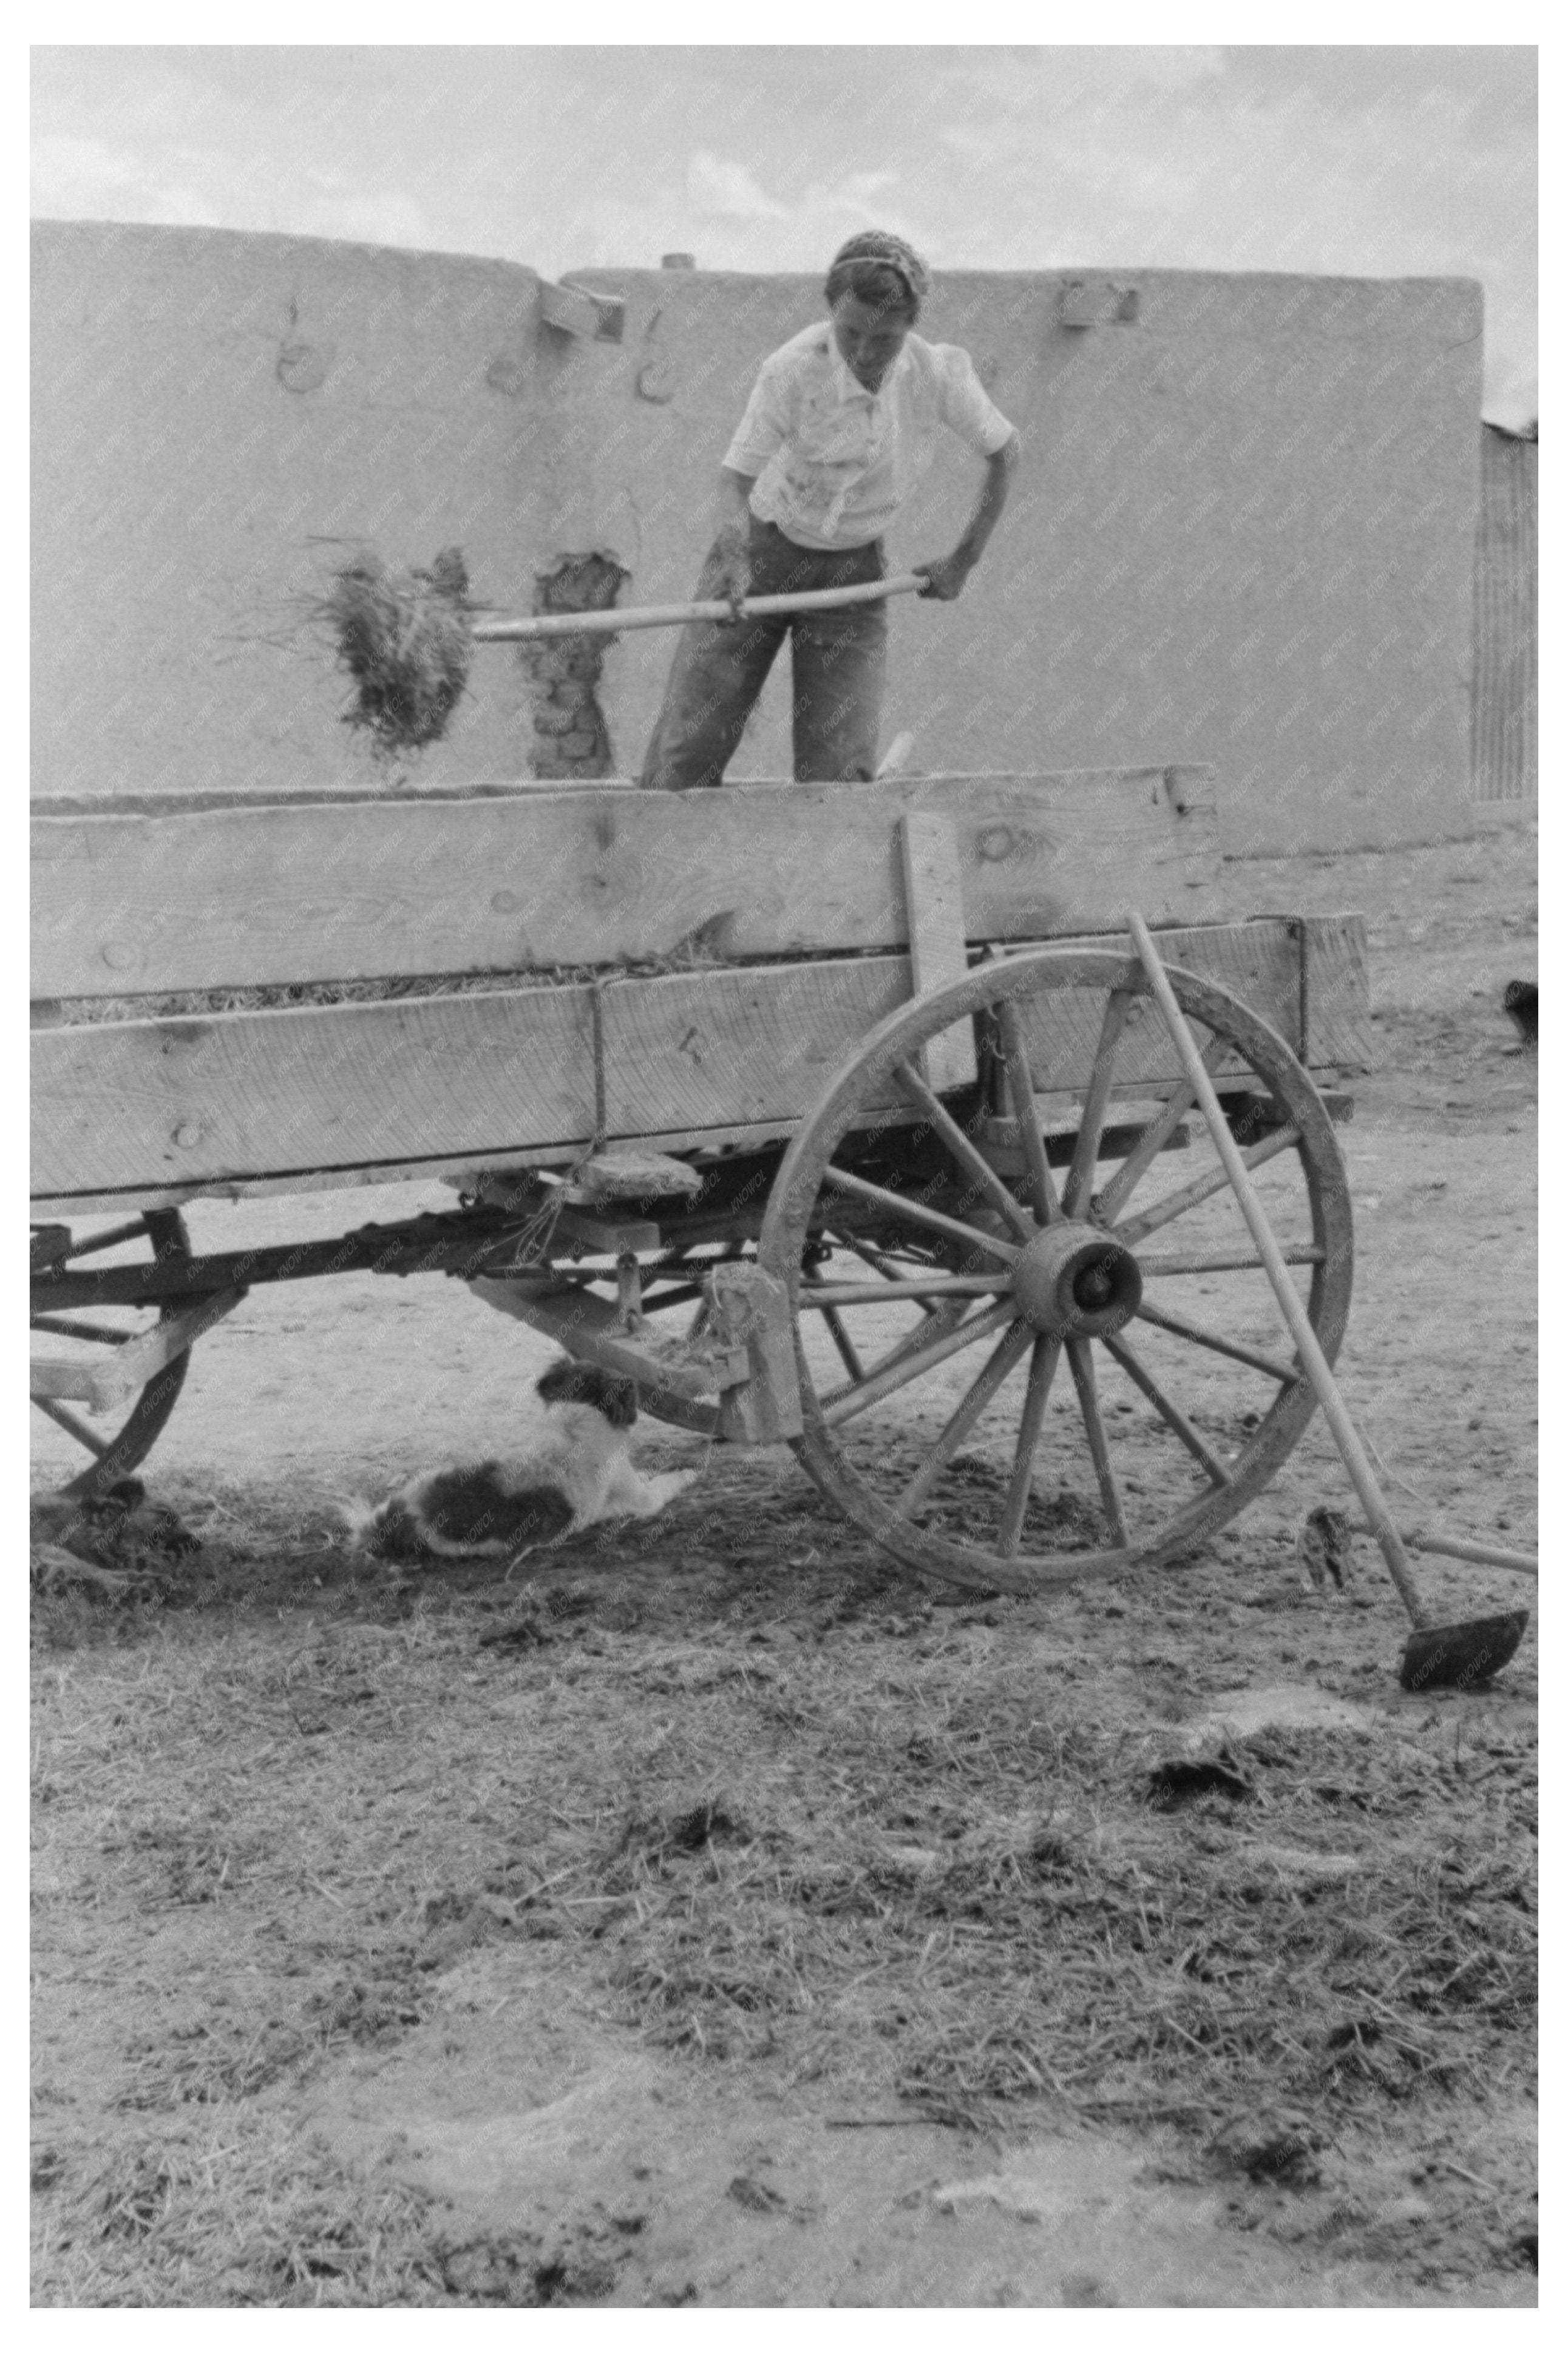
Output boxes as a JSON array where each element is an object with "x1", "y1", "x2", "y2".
[{"x1": 345, "y1": 1358, "x2": 697, "y2": 1564}]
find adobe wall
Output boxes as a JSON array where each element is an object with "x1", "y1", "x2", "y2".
[
  {"x1": 32, "y1": 221, "x2": 554, "y2": 793},
  {"x1": 33, "y1": 224, "x2": 1484, "y2": 850}
]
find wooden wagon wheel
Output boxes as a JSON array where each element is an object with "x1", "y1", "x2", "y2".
[
  {"x1": 758, "y1": 946, "x2": 1353, "y2": 1593},
  {"x1": 30, "y1": 1210, "x2": 195, "y2": 1501}
]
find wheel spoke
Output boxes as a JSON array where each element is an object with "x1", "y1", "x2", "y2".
[
  {"x1": 1065, "y1": 1337, "x2": 1128, "y2": 1546},
  {"x1": 801, "y1": 1274, "x2": 1005, "y2": 1308},
  {"x1": 1061, "y1": 988, "x2": 1135, "y2": 1218},
  {"x1": 31, "y1": 1394, "x2": 110, "y2": 1455},
  {"x1": 30, "y1": 1316, "x2": 136, "y2": 1345},
  {"x1": 895, "y1": 1321, "x2": 1034, "y2": 1515},
  {"x1": 1134, "y1": 1297, "x2": 1299, "y2": 1385},
  {"x1": 1116, "y1": 1126, "x2": 1302, "y2": 1246},
  {"x1": 1100, "y1": 1330, "x2": 1234, "y2": 1488},
  {"x1": 820, "y1": 1166, "x2": 1022, "y2": 1262},
  {"x1": 820, "y1": 1300, "x2": 1017, "y2": 1430},
  {"x1": 996, "y1": 1000, "x2": 1062, "y2": 1224},
  {"x1": 893, "y1": 1061, "x2": 1036, "y2": 1241},
  {"x1": 1138, "y1": 1244, "x2": 1324, "y2": 1277},
  {"x1": 821, "y1": 1300, "x2": 976, "y2": 1405},
  {"x1": 837, "y1": 1233, "x2": 945, "y2": 1317},
  {"x1": 1092, "y1": 1031, "x2": 1234, "y2": 1224},
  {"x1": 818, "y1": 1305, "x2": 866, "y2": 1385},
  {"x1": 997, "y1": 1336, "x2": 1062, "y2": 1557}
]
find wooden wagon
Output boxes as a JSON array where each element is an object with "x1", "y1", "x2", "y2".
[{"x1": 30, "y1": 766, "x2": 1374, "y2": 1594}]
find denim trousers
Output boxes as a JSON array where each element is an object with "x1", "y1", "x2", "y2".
[{"x1": 640, "y1": 516, "x2": 887, "y2": 789}]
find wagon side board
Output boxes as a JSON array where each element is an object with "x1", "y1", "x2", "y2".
[
  {"x1": 31, "y1": 915, "x2": 1371, "y2": 1209},
  {"x1": 30, "y1": 769, "x2": 1219, "y2": 999}
]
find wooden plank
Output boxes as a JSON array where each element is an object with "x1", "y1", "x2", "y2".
[
  {"x1": 538, "y1": 279, "x2": 625, "y2": 341},
  {"x1": 551, "y1": 1206, "x2": 663, "y2": 1255},
  {"x1": 26, "y1": 1118, "x2": 827, "y2": 1218},
  {"x1": 467, "y1": 1277, "x2": 726, "y2": 1430},
  {"x1": 30, "y1": 962, "x2": 913, "y2": 1197},
  {"x1": 29, "y1": 1287, "x2": 244, "y2": 1413},
  {"x1": 30, "y1": 917, "x2": 1366, "y2": 1202},
  {"x1": 1002, "y1": 914, "x2": 1371, "y2": 1080},
  {"x1": 899, "y1": 812, "x2": 976, "y2": 1092},
  {"x1": 709, "y1": 1265, "x2": 804, "y2": 1445},
  {"x1": 30, "y1": 769, "x2": 1220, "y2": 999},
  {"x1": 1303, "y1": 912, "x2": 1374, "y2": 1072}
]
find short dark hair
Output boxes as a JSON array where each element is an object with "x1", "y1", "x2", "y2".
[{"x1": 823, "y1": 257, "x2": 921, "y2": 321}]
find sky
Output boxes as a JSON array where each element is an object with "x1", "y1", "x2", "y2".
[{"x1": 31, "y1": 43, "x2": 1538, "y2": 424}]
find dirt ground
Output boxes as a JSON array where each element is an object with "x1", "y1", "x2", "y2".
[{"x1": 31, "y1": 823, "x2": 1537, "y2": 2307}]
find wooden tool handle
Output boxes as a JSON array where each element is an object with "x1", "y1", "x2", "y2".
[
  {"x1": 1354, "y1": 1525, "x2": 1538, "y2": 1578},
  {"x1": 1126, "y1": 909, "x2": 1427, "y2": 1628},
  {"x1": 470, "y1": 573, "x2": 926, "y2": 644}
]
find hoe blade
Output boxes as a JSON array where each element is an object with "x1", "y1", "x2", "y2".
[{"x1": 1399, "y1": 1609, "x2": 1529, "y2": 1694}]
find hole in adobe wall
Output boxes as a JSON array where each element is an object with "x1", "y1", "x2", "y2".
[{"x1": 521, "y1": 552, "x2": 629, "y2": 780}]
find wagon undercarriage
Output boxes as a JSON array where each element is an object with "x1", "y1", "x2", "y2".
[{"x1": 32, "y1": 942, "x2": 1353, "y2": 1597}]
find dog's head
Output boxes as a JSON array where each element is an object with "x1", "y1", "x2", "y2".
[{"x1": 535, "y1": 1356, "x2": 639, "y2": 1429}]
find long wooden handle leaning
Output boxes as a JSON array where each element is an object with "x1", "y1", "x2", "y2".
[
  {"x1": 1125, "y1": 909, "x2": 1427, "y2": 1628},
  {"x1": 1354, "y1": 1525, "x2": 1538, "y2": 1578},
  {"x1": 470, "y1": 573, "x2": 927, "y2": 643}
]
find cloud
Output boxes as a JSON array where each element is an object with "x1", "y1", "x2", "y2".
[
  {"x1": 30, "y1": 132, "x2": 219, "y2": 229},
  {"x1": 31, "y1": 133, "x2": 130, "y2": 208},
  {"x1": 29, "y1": 47, "x2": 1535, "y2": 413},
  {"x1": 837, "y1": 169, "x2": 899, "y2": 201},
  {"x1": 301, "y1": 190, "x2": 438, "y2": 251},
  {"x1": 686, "y1": 152, "x2": 790, "y2": 221}
]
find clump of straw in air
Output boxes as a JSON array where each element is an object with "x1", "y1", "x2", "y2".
[{"x1": 322, "y1": 546, "x2": 472, "y2": 755}]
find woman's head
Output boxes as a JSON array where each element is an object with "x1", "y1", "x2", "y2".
[
  {"x1": 824, "y1": 231, "x2": 929, "y2": 316},
  {"x1": 824, "y1": 231, "x2": 928, "y2": 390}
]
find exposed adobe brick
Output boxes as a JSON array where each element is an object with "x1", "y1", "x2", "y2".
[{"x1": 519, "y1": 552, "x2": 628, "y2": 779}]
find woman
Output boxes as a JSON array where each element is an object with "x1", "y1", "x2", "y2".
[{"x1": 640, "y1": 231, "x2": 1019, "y2": 790}]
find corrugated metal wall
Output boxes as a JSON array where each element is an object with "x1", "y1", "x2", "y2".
[{"x1": 1471, "y1": 425, "x2": 1538, "y2": 802}]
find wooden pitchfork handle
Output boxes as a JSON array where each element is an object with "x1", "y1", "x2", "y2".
[
  {"x1": 1125, "y1": 909, "x2": 1429, "y2": 1629},
  {"x1": 470, "y1": 573, "x2": 928, "y2": 643}
]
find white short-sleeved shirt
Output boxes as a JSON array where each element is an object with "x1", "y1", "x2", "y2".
[{"x1": 723, "y1": 323, "x2": 1015, "y2": 552}]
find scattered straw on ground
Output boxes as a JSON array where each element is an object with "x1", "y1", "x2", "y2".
[{"x1": 30, "y1": 1462, "x2": 1538, "y2": 2304}]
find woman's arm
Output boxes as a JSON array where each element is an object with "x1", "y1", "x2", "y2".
[
  {"x1": 713, "y1": 467, "x2": 758, "y2": 611},
  {"x1": 915, "y1": 431, "x2": 1020, "y2": 600}
]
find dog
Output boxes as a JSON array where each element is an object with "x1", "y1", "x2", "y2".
[{"x1": 344, "y1": 1358, "x2": 698, "y2": 1564}]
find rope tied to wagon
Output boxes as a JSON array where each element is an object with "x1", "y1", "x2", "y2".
[{"x1": 469, "y1": 974, "x2": 619, "y2": 1268}]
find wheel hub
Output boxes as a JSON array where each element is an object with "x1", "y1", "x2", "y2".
[{"x1": 1010, "y1": 1221, "x2": 1142, "y2": 1339}]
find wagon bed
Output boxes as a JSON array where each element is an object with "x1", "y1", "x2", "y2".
[
  {"x1": 32, "y1": 767, "x2": 1373, "y2": 1595},
  {"x1": 31, "y1": 767, "x2": 1367, "y2": 1211}
]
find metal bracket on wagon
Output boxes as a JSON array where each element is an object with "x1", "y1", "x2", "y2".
[{"x1": 706, "y1": 1264, "x2": 804, "y2": 1445}]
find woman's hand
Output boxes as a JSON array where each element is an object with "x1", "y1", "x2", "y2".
[
  {"x1": 914, "y1": 553, "x2": 974, "y2": 602},
  {"x1": 714, "y1": 521, "x2": 752, "y2": 618}
]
